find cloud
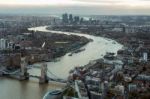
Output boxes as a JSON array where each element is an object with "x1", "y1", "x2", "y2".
[
  {"x1": 0, "y1": 0, "x2": 150, "y2": 15},
  {"x1": 74, "y1": 0, "x2": 150, "y2": 4},
  {"x1": 0, "y1": 0, "x2": 150, "y2": 7},
  {"x1": 73, "y1": 0, "x2": 150, "y2": 8}
]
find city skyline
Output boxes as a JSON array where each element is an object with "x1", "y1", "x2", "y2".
[{"x1": 0, "y1": 1, "x2": 150, "y2": 99}]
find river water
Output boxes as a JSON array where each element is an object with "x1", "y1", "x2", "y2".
[{"x1": 0, "y1": 26, "x2": 123, "y2": 99}]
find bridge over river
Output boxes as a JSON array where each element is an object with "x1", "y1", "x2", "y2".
[
  {"x1": 0, "y1": 26, "x2": 123, "y2": 99},
  {"x1": 0, "y1": 61, "x2": 67, "y2": 84}
]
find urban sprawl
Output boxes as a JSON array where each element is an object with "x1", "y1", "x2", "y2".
[{"x1": 0, "y1": 14, "x2": 150, "y2": 99}]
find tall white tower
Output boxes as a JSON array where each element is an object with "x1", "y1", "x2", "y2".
[{"x1": 0, "y1": 38, "x2": 7, "y2": 50}]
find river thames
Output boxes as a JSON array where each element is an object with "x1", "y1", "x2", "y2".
[{"x1": 0, "y1": 26, "x2": 123, "y2": 99}]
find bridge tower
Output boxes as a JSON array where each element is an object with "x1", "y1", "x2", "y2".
[
  {"x1": 20, "y1": 56, "x2": 29, "y2": 80},
  {"x1": 39, "y1": 63, "x2": 48, "y2": 84}
]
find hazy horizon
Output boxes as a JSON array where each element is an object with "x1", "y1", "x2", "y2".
[{"x1": 0, "y1": 0, "x2": 150, "y2": 15}]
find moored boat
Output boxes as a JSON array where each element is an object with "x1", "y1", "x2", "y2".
[{"x1": 43, "y1": 89, "x2": 62, "y2": 99}]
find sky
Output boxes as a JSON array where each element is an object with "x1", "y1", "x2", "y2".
[{"x1": 0, "y1": 0, "x2": 150, "y2": 15}]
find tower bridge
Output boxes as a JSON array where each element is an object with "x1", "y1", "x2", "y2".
[{"x1": 0, "y1": 56, "x2": 67, "y2": 84}]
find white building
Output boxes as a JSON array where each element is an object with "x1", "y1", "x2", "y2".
[
  {"x1": 143, "y1": 52, "x2": 148, "y2": 62},
  {"x1": 0, "y1": 38, "x2": 7, "y2": 50}
]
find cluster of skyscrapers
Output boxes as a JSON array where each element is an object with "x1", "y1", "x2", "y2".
[{"x1": 62, "y1": 13, "x2": 83, "y2": 25}]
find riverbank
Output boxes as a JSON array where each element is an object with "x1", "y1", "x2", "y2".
[
  {"x1": 0, "y1": 29, "x2": 91, "y2": 68},
  {"x1": 29, "y1": 26, "x2": 123, "y2": 79},
  {"x1": 28, "y1": 31, "x2": 91, "y2": 61},
  {"x1": 47, "y1": 25, "x2": 123, "y2": 45}
]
